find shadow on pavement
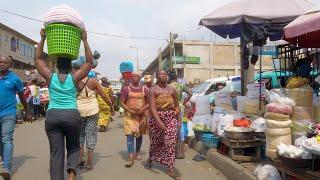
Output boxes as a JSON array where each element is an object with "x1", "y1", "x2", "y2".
[
  {"x1": 118, "y1": 150, "x2": 147, "y2": 161},
  {"x1": 140, "y1": 160, "x2": 182, "y2": 178},
  {"x1": 78, "y1": 152, "x2": 113, "y2": 176},
  {"x1": 12, "y1": 155, "x2": 37, "y2": 175}
]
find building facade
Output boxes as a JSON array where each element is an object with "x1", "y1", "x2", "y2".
[
  {"x1": 143, "y1": 40, "x2": 274, "y2": 83},
  {"x1": 0, "y1": 23, "x2": 37, "y2": 81}
]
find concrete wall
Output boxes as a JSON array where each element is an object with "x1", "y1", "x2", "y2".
[
  {"x1": 179, "y1": 41, "x2": 274, "y2": 83},
  {"x1": 0, "y1": 28, "x2": 35, "y2": 65}
]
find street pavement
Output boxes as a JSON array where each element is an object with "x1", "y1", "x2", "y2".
[{"x1": 11, "y1": 114, "x2": 226, "y2": 180}]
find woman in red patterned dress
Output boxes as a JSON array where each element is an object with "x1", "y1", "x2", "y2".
[{"x1": 145, "y1": 70, "x2": 181, "y2": 180}]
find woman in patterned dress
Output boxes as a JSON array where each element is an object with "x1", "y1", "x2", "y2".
[
  {"x1": 120, "y1": 72, "x2": 149, "y2": 167},
  {"x1": 97, "y1": 77, "x2": 114, "y2": 132},
  {"x1": 76, "y1": 74, "x2": 114, "y2": 170},
  {"x1": 145, "y1": 70, "x2": 181, "y2": 180}
]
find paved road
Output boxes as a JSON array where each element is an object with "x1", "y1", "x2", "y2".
[{"x1": 11, "y1": 114, "x2": 226, "y2": 180}]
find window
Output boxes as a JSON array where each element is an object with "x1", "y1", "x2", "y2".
[
  {"x1": 11, "y1": 37, "x2": 17, "y2": 51},
  {"x1": 16, "y1": 38, "x2": 20, "y2": 50},
  {"x1": 28, "y1": 46, "x2": 32, "y2": 58},
  {"x1": 22, "y1": 44, "x2": 26, "y2": 56},
  {"x1": 31, "y1": 47, "x2": 34, "y2": 58},
  {"x1": 20, "y1": 42, "x2": 24, "y2": 53},
  {"x1": 0, "y1": 34, "x2": 1, "y2": 48}
]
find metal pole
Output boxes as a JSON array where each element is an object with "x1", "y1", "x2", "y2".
[
  {"x1": 240, "y1": 36, "x2": 245, "y2": 96},
  {"x1": 259, "y1": 46, "x2": 262, "y2": 115},
  {"x1": 169, "y1": 32, "x2": 173, "y2": 70},
  {"x1": 158, "y1": 47, "x2": 162, "y2": 70}
]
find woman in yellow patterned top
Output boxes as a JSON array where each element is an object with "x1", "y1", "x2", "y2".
[{"x1": 98, "y1": 77, "x2": 115, "y2": 132}]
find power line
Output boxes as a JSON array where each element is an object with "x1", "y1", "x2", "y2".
[
  {"x1": 0, "y1": 8, "x2": 166, "y2": 41},
  {"x1": 0, "y1": 8, "x2": 44, "y2": 23}
]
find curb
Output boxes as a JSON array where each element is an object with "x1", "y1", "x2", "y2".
[{"x1": 189, "y1": 138, "x2": 256, "y2": 180}]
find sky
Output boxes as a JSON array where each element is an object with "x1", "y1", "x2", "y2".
[{"x1": 0, "y1": 0, "x2": 319, "y2": 79}]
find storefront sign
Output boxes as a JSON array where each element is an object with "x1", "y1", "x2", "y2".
[{"x1": 173, "y1": 56, "x2": 200, "y2": 64}]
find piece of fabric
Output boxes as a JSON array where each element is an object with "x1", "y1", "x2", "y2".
[
  {"x1": 123, "y1": 86, "x2": 147, "y2": 136},
  {"x1": 120, "y1": 86, "x2": 149, "y2": 102},
  {"x1": 44, "y1": 4, "x2": 85, "y2": 30},
  {"x1": 45, "y1": 109, "x2": 81, "y2": 180},
  {"x1": 0, "y1": 114, "x2": 16, "y2": 172},
  {"x1": 0, "y1": 70, "x2": 24, "y2": 118},
  {"x1": 79, "y1": 114, "x2": 99, "y2": 150},
  {"x1": 48, "y1": 73, "x2": 77, "y2": 110},
  {"x1": 155, "y1": 93, "x2": 175, "y2": 111},
  {"x1": 77, "y1": 79, "x2": 99, "y2": 117},
  {"x1": 98, "y1": 86, "x2": 112, "y2": 127},
  {"x1": 148, "y1": 110, "x2": 177, "y2": 170}
]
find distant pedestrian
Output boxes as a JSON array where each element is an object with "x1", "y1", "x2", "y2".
[
  {"x1": 120, "y1": 72, "x2": 149, "y2": 167},
  {"x1": 25, "y1": 78, "x2": 41, "y2": 120},
  {"x1": 0, "y1": 55, "x2": 32, "y2": 179},
  {"x1": 35, "y1": 29, "x2": 93, "y2": 180},
  {"x1": 146, "y1": 70, "x2": 181, "y2": 180},
  {"x1": 97, "y1": 77, "x2": 115, "y2": 132},
  {"x1": 76, "y1": 73, "x2": 114, "y2": 170},
  {"x1": 168, "y1": 71, "x2": 191, "y2": 149}
]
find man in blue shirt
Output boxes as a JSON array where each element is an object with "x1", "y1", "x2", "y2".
[{"x1": 0, "y1": 55, "x2": 31, "y2": 178}]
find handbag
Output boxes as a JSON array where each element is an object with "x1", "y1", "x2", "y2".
[{"x1": 175, "y1": 127, "x2": 185, "y2": 159}]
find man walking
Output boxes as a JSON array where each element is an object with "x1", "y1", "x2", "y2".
[{"x1": 0, "y1": 55, "x2": 32, "y2": 179}]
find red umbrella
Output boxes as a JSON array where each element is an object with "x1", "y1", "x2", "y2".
[{"x1": 284, "y1": 5, "x2": 320, "y2": 47}]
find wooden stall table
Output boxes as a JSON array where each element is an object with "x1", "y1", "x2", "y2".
[{"x1": 219, "y1": 135, "x2": 265, "y2": 162}]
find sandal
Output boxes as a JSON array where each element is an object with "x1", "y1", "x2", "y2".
[
  {"x1": 125, "y1": 161, "x2": 134, "y2": 168},
  {"x1": 78, "y1": 160, "x2": 85, "y2": 168}
]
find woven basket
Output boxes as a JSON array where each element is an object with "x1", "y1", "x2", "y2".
[{"x1": 45, "y1": 23, "x2": 82, "y2": 59}]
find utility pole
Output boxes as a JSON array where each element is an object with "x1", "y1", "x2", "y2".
[
  {"x1": 158, "y1": 47, "x2": 162, "y2": 70},
  {"x1": 169, "y1": 32, "x2": 173, "y2": 70}
]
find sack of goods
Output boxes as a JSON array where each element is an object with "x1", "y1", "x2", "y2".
[
  {"x1": 266, "y1": 103, "x2": 293, "y2": 115},
  {"x1": 246, "y1": 82, "x2": 266, "y2": 99},
  {"x1": 286, "y1": 86, "x2": 313, "y2": 107},
  {"x1": 264, "y1": 107, "x2": 292, "y2": 159},
  {"x1": 251, "y1": 117, "x2": 266, "y2": 132},
  {"x1": 266, "y1": 127, "x2": 292, "y2": 159},
  {"x1": 264, "y1": 112, "x2": 290, "y2": 121},
  {"x1": 286, "y1": 77, "x2": 309, "y2": 89},
  {"x1": 215, "y1": 91, "x2": 232, "y2": 107},
  {"x1": 44, "y1": 4, "x2": 84, "y2": 59},
  {"x1": 194, "y1": 95, "x2": 211, "y2": 115},
  {"x1": 119, "y1": 61, "x2": 134, "y2": 73},
  {"x1": 244, "y1": 99, "x2": 265, "y2": 115},
  {"x1": 291, "y1": 120, "x2": 313, "y2": 141},
  {"x1": 236, "y1": 96, "x2": 247, "y2": 113},
  {"x1": 292, "y1": 107, "x2": 314, "y2": 121},
  {"x1": 313, "y1": 97, "x2": 320, "y2": 123}
]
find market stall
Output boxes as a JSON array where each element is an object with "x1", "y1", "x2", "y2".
[{"x1": 189, "y1": 1, "x2": 320, "y2": 179}]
